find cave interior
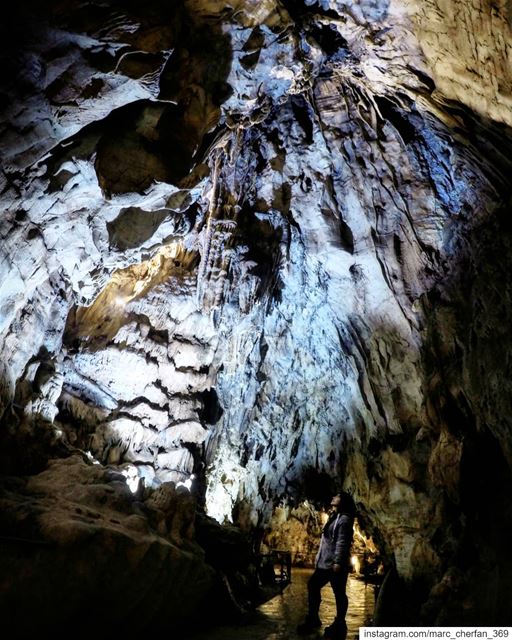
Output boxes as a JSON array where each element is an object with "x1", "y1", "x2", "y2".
[{"x1": 1, "y1": 0, "x2": 512, "y2": 635}]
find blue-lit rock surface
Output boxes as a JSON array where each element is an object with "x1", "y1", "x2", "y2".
[{"x1": 1, "y1": 0, "x2": 512, "y2": 628}]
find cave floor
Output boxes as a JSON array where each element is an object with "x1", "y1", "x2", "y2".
[{"x1": 185, "y1": 568, "x2": 377, "y2": 640}]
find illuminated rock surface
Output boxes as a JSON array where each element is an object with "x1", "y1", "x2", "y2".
[{"x1": 1, "y1": 0, "x2": 512, "y2": 629}]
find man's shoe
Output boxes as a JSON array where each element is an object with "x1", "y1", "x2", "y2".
[
  {"x1": 297, "y1": 615, "x2": 322, "y2": 634},
  {"x1": 324, "y1": 621, "x2": 347, "y2": 639}
]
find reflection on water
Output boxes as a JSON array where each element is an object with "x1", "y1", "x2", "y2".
[{"x1": 187, "y1": 568, "x2": 376, "y2": 640}]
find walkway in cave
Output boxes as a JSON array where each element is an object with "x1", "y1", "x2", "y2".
[{"x1": 187, "y1": 568, "x2": 376, "y2": 640}]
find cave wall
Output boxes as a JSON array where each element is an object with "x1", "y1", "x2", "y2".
[{"x1": 1, "y1": 0, "x2": 512, "y2": 626}]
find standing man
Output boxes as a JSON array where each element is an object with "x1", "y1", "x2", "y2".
[{"x1": 297, "y1": 491, "x2": 356, "y2": 639}]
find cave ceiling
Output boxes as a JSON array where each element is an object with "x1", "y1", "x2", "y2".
[{"x1": 1, "y1": 0, "x2": 512, "y2": 622}]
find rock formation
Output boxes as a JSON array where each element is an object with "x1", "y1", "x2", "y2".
[{"x1": 1, "y1": 0, "x2": 512, "y2": 628}]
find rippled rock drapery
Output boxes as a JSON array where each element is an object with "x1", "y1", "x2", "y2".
[{"x1": 1, "y1": 0, "x2": 512, "y2": 627}]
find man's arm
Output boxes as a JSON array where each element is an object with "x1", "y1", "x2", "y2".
[{"x1": 333, "y1": 514, "x2": 353, "y2": 571}]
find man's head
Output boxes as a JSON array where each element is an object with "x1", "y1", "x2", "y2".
[
  {"x1": 330, "y1": 495, "x2": 342, "y2": 513},
  {"x1": 330, "y1": 492, "x2": 356, "y2": 515}
]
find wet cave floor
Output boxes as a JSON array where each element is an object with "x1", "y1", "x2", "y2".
[{"x1": 186, "y1": 568, "x2": 377, "y2": 640}]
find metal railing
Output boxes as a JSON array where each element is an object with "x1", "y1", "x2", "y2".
[{"x1": 258, "y1": 549, "x2": 292, "y2": 589}]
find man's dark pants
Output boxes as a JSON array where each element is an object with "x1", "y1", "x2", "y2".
[{"x1": 307, "y1": 567, "x2": 349, "y2": 626}]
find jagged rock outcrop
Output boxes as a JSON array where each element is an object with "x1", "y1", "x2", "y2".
[
  {"x1": 1, "y1": 0, "x2": 512, "y2": 627},
  {"x1": 0, "y1": 453, "x2": 263, "y2": 638},
  {"x1": 0, "y1": 455, "x2": 214, "y2": 637}
]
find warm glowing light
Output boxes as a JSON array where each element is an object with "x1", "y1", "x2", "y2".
[
  {"x1": 132, "y1": 282, "x2": 145, "y2": 296},
  {"x1": 353, "y1": 521, "x2": 378, "y2": 553},
  {"x1": 351, "y1": 555, "x2": 361, "y2": 573},
  {"x1": 320, "y1": 511, "x2": 329, "y2": 526}
]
